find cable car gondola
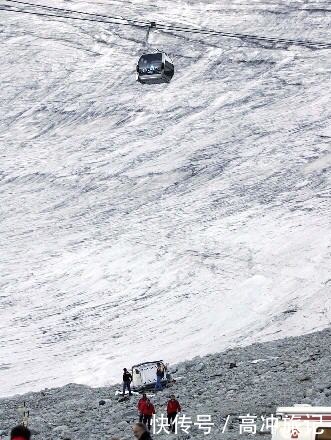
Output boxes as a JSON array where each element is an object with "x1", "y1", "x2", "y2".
[
  {"x1": 136, "y1": 22, "x2": 174, "y2": 85},
  {"x1": 136, "y1": 52, "x2": 174, "y2": 85}
]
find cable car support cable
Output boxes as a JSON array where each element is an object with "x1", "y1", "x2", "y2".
[{"x1": 1, "y1": 0, "x2": 331, "y2": 49}]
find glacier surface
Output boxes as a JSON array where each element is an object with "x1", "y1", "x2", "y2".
[{"x1": 0, "y1": 0, "x2": 330, "y2": 397}]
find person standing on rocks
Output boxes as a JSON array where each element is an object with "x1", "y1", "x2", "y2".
[
  {"x1": 132, "y1": 422, "x2": 153, "y2": 440},
  {"x1": 137, "y1": 393, "x2": 148, "y2": 422},
  {"x1": 167, "y1": 394, "x2": 181, "y2": 433},
  {"x1": 122, "y1": 367, "x2": 133, "y2": 396},
  {"x1": 155, "y1": 362, "x2": 164, "y2": 390},
  {"x1": 142, "y1": 398, "x2": 155, "y2": 431},
  {"x1": 10, "y1": 425, "x2": 31, "y2": 440}
]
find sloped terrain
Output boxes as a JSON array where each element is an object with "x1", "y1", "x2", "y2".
[
  {"x1": 0, "y1": 0, "x2": 330, "y2": 397},
  {"x1": 1, "y1": 328, "x2": 331, "y2": 439}
]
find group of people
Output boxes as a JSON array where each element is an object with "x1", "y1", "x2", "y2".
[
  {"x1": 8, "y1": 423, "x2": 152, "y2": 440},
  {"x1": 123, "y1": 364, "x2": 181, "y2": 436},
  {"x1": 137, "y1": 393, "x2": 181, "y2": 433},
  {"x1": 8, "y1": 393, "x2": 181, "y2": 440},
  {"x1": 7, "y1": 364, "x2": 178, "y2": 440},
  {"x1": 122, "y1": 362, "x2": 166, "y2": 397}
]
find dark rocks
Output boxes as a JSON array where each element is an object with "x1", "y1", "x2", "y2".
[
  {"x1": 298, "y1": 375, "x2": 311, "y2": 382},
  {"x1": 0, "y1": 328, "x2": 331, "y2": 439},
  {"x1": 283, "y1": 309, "x2": 297, "y2": 315}
]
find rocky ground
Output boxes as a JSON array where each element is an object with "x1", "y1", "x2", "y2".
[{"x1": 1, "y1": 328, "x2": 330, "y2": 440}]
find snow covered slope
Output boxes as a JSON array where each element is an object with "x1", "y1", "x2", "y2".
[{"x1": 0, "y1": 0, "x2": 330, "y2": 397}]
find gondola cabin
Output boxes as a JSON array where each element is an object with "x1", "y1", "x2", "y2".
[
  {"x1": 131, "y1": 360, "x2": 171, "y2": 391},
  {"x1": 136, "y1": 52, "x2": 174, "y2": 84}
]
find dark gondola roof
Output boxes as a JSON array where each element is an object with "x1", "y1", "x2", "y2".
[{"x1": 131, "y1": 360, "x2": 164, "y2": 369}]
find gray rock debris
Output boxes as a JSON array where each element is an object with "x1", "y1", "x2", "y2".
[{"x1": 0, "y1": 328, "x2": 330, "y2": 439}]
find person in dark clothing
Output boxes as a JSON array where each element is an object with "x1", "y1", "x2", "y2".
[
  {"x1": 122, "y1": 368, "x2": 133, "y2": 396},
  {"x1": 132, "y1": 422, "x2": 153, "y2": 440},
  {"x1": 167, "y1": 395, "x2": 181, "y2": 432},
  {"x1": 11, "y1": 425, "x2": 31, "y2": 440},
  {"x1": 137, "y1": 393, "x2": 148, "y2": 422},
  {"x1": 142, "y1": 398, "x2": 155, "y2": 431},
  {"x1": 155, "y1": 362, "x2": 164, "y2": 390}
]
